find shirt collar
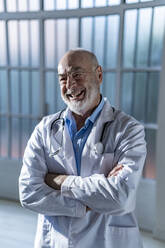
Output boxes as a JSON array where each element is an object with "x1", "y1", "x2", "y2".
[{"x1": 86, "y1": 96, "x2": 105, "y2": 124}]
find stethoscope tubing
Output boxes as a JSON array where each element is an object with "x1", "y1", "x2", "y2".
[{"x1": 49, "y1": 108, "x2": 114, "y2": 156}]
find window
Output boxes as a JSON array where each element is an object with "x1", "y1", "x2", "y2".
[
  {"x1": 122, "y1": 6, "x2": 165, "y2": 178},
  {"x1": 0, "y1": 0, "x2": 165, "y2": 180}
]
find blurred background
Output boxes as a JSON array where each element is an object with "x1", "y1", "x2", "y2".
[{"x1": 0, "y1": 0, "x2": 165, "y2": 247}]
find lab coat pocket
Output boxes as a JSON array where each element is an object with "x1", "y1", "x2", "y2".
[
  {"x1": 99, "y1": 153, "x2": 114, "y2": 177},
  {"x1": 105, "y1": 226, "x2": 143, "y2": 248}
]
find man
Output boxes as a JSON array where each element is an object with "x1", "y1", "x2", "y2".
[{"x1": 19, "y1": 49, "x2": 146, "y2": 248}]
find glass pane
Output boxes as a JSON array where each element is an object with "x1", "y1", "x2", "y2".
[
  {"x1": 6, "y1": 0, "x2": 17, "y2": 12},
  {"x1": 45, "y1": 72, "x2": 56, "y2": 115},
  {"x1": 68, "y1": 0, "x2": 78, "y2": 9},
  {"x1": 20, "y1": 21, "x2": 29, "y2": 66},
  {"x1": 140, "y1": 0, "x2": 152, "y2": 2},
  {"x1": 44, "y1": 0, "x2": 55, "y2": 10},
  {"x1": 56, "y1": 0, "x2": 66, "y2": 9},
  {"x1": 44, "y1": 20, "x2": 56, "y2": 68},
  {"x1": 18, "y1": 0, "x2": 28, "y2": 11},
  {"x1": 95, "y1": 0, "x2": 106, "y2": 7},
  {"x1": 30, "y1": 20, "x2": 39, "y2": 66},
  {"x1": 0, "y1": 70, "x2": 7, "y2": 113},
  {"x1": 0, "y1": 21, "x2": 7, "y2": 65},
  {"x1": 21, "y1": 118, "x2": 30, "y2": 157},
  {"x1": 32, "y1": 71, "x2": 40, "y2": 115},
  {"x1": 102, "y1": 73, "x2": 116, "y2": 107},
  {"x1": 136, "y1": 8, "x2": 152, "y2": 67},
  {"x1": 29, "y1": 0, "x2": 40, "y2": 11},
  {"x1": 106, "y1": 15, "x2": 119, "y2": 68},
  {"x1": 56, "y1": 19, "x2": 66, "y2": 65},
  {"x1": 151, "y1": 7, "x2": 165, "y2": 66},
  {"x1": 0, "y1": 117, "x2": 8, "y2": 157},
  {"x1": 123, "y1": 10, "x2": 137, "y2": 67},
  {"x1": 81, "y1": 0, "x2": 93, "y2": 8},
  {"x1": 68, "y1": 18, "x2": 78, "y2": 50},
  {"x1": 11, "y1": 118, "x2": 20, "y2": 159},
  {"x1": 108, "y1": 0, "x2": 121, "y2": 5},
  {"x1": 126, "y1": 0, "x2": 138, "y2": 3},
  {"x1": 31, "y1": 119, "x2": 39, "y2": 133},
  {"x1": 146, "y1": 72, "x2": 159, "y2": 124},
  {"x1": 144, "y1": 129, "x2": 156, "y2": 179},
  {"x1": 55, "y1": 73, "x2": 66, "y2": 112},
  {"x1": 94, "y1": 16, "x2": 105, "y2": 66},
  {"x1": 21, "y1": 71, "x2": 30, "y2": 115},
  {"x1": 8, "y1": 21, "x2": 18, "y2": 66},
  {"x1": 10, "y1": 70, "x2": 20, "y2": 114},
  {"x1": 81, "y1": 17, "x2": 93, "y2": 51},
  {"x1": 0, "y1": 0, "x2": 4, "y2": 12},
  {"x1": 121, "y1": 72, "x2": 134, "y2": 115},
  {"x1": 133, "y1": 72, "x2": 147, "y2": 122}
]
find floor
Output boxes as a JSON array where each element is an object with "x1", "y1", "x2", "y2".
[{"x1": 0, "y1": 199, "x2": 165, "y2": 248}]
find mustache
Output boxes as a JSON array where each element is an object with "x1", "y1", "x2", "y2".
[{"x1": 66, "y1": 87, "x2": 84, "y2": 96}]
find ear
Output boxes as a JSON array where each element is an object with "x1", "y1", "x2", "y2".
[{"x1": 96, "y1": 66, "x2": 103, "y2": 84}]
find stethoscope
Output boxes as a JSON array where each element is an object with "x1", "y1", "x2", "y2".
[
  {"x1": 49, "y1": 110, "x2": 65, "y2": 156},
  {"x1": 49, "y1": 109, "x2": 114, "y2": 157}
]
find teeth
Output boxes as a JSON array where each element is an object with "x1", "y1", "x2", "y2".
[
  {"x1": 76, "y1": 91, "x2": 83, "y2": 97},
  {"x1": 67, "y1": 89, "x2": 84, "y2": 98}
]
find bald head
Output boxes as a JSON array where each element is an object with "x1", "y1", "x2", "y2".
[{"x1": 58, "y1": 49, "x2": 99, "y2": 72}]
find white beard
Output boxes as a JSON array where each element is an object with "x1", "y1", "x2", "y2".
[{"x1": 61, "y1": 84, "x2": 99, "y2": 115}]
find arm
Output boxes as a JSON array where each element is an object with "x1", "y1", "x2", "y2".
[
  {"x1": 19, "y1": 122, "x2": 86, "y2": 218},
  {"x1": 45, "y1": 164, "x2": 123, "y2": 212},
  {"x1": 45, "y1": 164, "x2": 123, "y2": 190},
  {"x1": 46, "y1": 121, "x2": 146, "y2": 215}
]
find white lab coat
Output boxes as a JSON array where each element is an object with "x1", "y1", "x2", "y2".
[{"x1": 19, "y1": 98, "x2": 146, "y2": 248}]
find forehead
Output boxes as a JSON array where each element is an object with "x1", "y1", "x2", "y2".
[{"x1": 58, "y1": 53, "x2": 93, "y2": 74}]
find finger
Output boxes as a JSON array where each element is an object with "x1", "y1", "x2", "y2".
[
  {"x1": 109, "y1": 164, "x2": 123, "y2": 175},
  {"x1": 108, "y1": 164, "x2": 123, "y2": 177}
]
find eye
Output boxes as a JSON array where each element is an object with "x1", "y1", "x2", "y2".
[
  {"x1": 59, "y1": 76, "x2": 67, "y2": 85},
  {"x1": 72, "y1": 72, "x2": 84, "y2": 80}
]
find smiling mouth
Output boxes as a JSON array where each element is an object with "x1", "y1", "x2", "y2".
[{"x1": 66, "y1": 89, "x2": 86, "y2": 101}]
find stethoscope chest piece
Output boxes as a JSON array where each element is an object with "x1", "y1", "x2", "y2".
[{"x1": 94, "y1": 142, "x2": 104, "y2": 155}]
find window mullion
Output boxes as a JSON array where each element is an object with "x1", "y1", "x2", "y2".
[
  {"x1": 39, "y1": 19, "x2": 46, "y2": 117},
  {"x1": 116, "y1": 8, "x2": 124, "y2": 108}
]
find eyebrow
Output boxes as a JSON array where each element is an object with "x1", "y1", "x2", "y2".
[{"x1": 58, "y1": 67, "x2": 85, "y2": 76}]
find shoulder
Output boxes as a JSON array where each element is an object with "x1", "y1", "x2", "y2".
[
  {"x1": 103, "y1": 98, "x2": 143, "y2": 130},
  {"x1": 114, "y1": 109, "x2": 144, "y2": 131},
  {"x1": 111, "y1": 109, "x2": 146, "y2": 149},
  {"x1": 34, "y1": 110, "x2": 64, "y2": 133}
]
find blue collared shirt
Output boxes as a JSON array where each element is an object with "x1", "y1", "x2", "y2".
[{"x1": 65, "y1": 97, "x2": 105, "y2": 175}]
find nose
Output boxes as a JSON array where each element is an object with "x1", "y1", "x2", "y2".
[{"x1": 66, "y1": 74, "x2": 76, "y2": 89}]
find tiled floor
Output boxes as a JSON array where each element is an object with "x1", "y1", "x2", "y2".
[{"x1": 0, "y1": 199, "x2": 165, "y2": 248}]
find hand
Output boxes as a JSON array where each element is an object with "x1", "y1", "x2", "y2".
[
  {"x1": 45, "y1": 173, "x2": 68, "y2": 190},
  {"x1": 107, "y1": 164, "x2": 123, "y2": 178},
  {"x1": 86, "y1": 206, "x2": 91, "y2": 212}
]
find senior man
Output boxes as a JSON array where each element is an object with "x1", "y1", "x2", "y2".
[{"x1": 19, "y1": 49, "x2": 146, "y2": 248}]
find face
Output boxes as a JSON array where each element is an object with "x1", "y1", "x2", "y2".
[{"x1": 58, "y1": 52, "x2": 102, "y2": 116}]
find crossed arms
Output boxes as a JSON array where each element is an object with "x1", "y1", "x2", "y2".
[
  {"x1": 45, "y1": 164, "x2": 123, "y2": 191},
  {"x1": 44, "y1": 164, "x2": 123, "y2": 212},
  {"x1": 19, "y1": 119, "x2": 146, "y2": 217}
]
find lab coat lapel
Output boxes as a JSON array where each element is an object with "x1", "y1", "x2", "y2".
[
  {"x1": 62, "y1": 123, "x2": 77, "y2": 175},
  {"x1": 49, "y1": 112, "x2": 77, "y2": 175},
  {"x1": 80, "y1": 99, "x2": 114, "y2": 176},
  {"x1": 84, "y1": 99, "x2": 114, "y2": 152}
]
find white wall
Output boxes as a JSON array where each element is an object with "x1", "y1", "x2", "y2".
[{"x1": 0, "y1": 159, "x2": 22, "y2": 200}]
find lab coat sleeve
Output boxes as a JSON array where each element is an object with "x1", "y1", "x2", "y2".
[
  {"x1": 19, "y1": 123, "x2": 86, "y2": 218},
  {"x1": 61, "y1": 120, "x2": 146, "y2": 215}
]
